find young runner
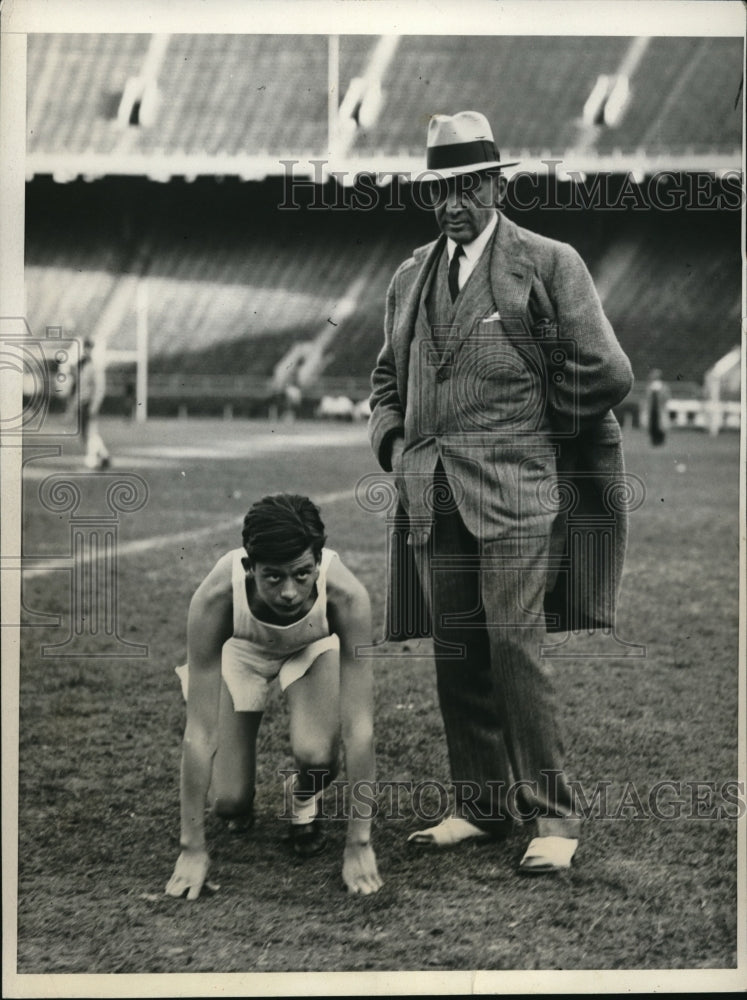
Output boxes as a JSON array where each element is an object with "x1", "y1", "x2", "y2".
[{"x1": 166, "y1": 494, "x2": 382, "y2": 898}]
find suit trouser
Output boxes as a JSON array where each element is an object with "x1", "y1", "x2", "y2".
[{"x1": 413, "y1": 484, "x2": 581, "y2": 839}]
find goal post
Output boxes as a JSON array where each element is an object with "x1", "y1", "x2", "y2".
[{"x1": 103, "y1": 278, "x2": 149, "y2": 422}]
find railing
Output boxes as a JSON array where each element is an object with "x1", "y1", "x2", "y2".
[{"x1": 107, "y1": 370, "x2": 372, "y2": 402}]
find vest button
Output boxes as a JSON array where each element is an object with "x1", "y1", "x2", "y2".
[{"x1": 435, "y1": 369, "x2": 450, "y2": 383}]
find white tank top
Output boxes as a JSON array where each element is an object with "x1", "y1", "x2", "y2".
[{"x1": 229, "y1": 547, "x2": 337, "y2": 660}]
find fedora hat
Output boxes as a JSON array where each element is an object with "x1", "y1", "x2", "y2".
[{"x1": 424, "y1": 110, "x2": 519, "y2": 178}]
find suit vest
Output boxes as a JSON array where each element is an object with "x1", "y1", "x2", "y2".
[{"x1": 400, "y1": 227, "x2": 557, "y2": 539}]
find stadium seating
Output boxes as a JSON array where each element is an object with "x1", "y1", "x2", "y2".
[
  {"x1": 27, "y1": 34, "x2": 150, "y2": 155},
  {"x1": 595, "y1": 37, "x2": 743, "y2": 156},
  {"x1": 136, "y1": 35, "x2": 331, "y2": 157},
  {"x1": 24, "y1": 178, "x2": 425, "y2": 382},
  {"x1": 27, "y1": 34, "x2": 742, "y2": 161},
  {"x1": 327, "y1": 210, "x2": 742, "y2": 387},
  {"x1": 25, "y1": 172, "x2": 741, "y2": 393},
  {"x1": 597, "y1": 220, "x2": 741, "y2": 382},
  {"x1": 26, "y1": 34, "x2": 384, "y2": 161},
  {"x1": 23, "y1": 33, "x2": 743, "y2": 403},
  {"x1": 349, "y1": 36, "x2": 629, "y2": 156}
]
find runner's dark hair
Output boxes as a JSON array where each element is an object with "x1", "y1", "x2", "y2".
[{"x1": 242, "y1": 494, "x2": 326, "y2": 564}]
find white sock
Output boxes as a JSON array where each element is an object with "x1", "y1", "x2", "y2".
[{"x1": 288, "y1": 773, "x2": 323, "y2": 826}]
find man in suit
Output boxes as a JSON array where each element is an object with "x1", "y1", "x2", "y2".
[{"x1": 368, "y1": 111, "x2": 633, "y2": 873}]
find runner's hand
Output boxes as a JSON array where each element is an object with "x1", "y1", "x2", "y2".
[
  {"x1": 342, "y1": 842, "x2": 383, "y2": 895},
  {"x1": 165, "y1": 847, "x2": 212, "y2": 900}
]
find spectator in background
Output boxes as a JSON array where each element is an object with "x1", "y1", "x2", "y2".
[
  {"x1": 123, "y1": 375, "x2": 137, "y2": 421},
  {"x1": 74, "y1": 337, "x2": 111, "y2": 470},
  {"x1": 283, "y1": 382, "x2": 302, "y2": 422},
  {"x1": 645, "y1": 369, "x2": 670, "y2": 446}
]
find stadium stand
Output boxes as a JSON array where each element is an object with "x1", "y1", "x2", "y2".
[
  {"x1": 25, "y1": 177, "x2": 423, "y2": 385},
  {"x1": 327, "y1": 201, "x2": 742, "y2": 388},
  {"x1": 594, "y1": 37, "x2": 743, "y2": 156},
  {"x1": 23, "y1": 33, "x2": 743, "y2": 415},
  {"x1": 26, "y1": 174, "x2": 741, "y2": 398},
  {"x1": 348, "y1": 35, "x2": 742, "y2": 163},
  {"x1": 348, "y1": 36, "x2": 630, "y2": 156},
  {"x1": 589, "y1": 216, "x2": 742, "y2": 384},
  {"x1": 27, "y1": 34, "x2": 150, "y2": 156},
  {"x1": 136, "y1": 35, "x2": 331, "y2": 157},
  {"x1": 27, "y1": 35, "x2": 742, "y2": 165},
  {"x1": 27, "y1": 34, "x2": 381, "y2": 162}
]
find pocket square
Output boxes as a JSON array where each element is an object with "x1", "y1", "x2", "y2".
[{"x1": 481, "y1": 310, "x2": 502, "y2": 322}]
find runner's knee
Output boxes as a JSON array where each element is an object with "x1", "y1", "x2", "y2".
[
  {"x1": 212, "y1": 789, "x2": 255, "y2": 819},
  {"x1": 295, "y1": 738, "x2": 340, "y2": 787}
]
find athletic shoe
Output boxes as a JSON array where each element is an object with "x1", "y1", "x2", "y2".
[{"x1": 289, "y1": 819, "x2": 327, "y2": 858}]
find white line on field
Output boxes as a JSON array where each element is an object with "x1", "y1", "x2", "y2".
[
  {"x1": 21, "y1": 428, "x2": 371, "y2": 477},
  {"x1": 20, "y1": 488, "x2": 356, "y2": 580}
]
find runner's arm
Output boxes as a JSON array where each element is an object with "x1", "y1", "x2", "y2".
[
  {"x1": 327, "y1": 557, "x2": 383, "y2": 895},
  {"x1": 166, "y1": 556, "x2": 233, "y2": 899}
]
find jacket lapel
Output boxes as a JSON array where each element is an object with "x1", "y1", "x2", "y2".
[
  {"x1": 394, "y1": 235, "x2": 445, "y2": 400},
  {"x1": 394, "y1": 217, "x2": 534, "y2": 396},
  {"x1": 488, "y1": 214, "x2": 533, "y2": 323}
]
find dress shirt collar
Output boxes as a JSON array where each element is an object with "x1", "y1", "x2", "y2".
[{"x1": 446, "y1": 210, "x2": 498, "y2": 264}]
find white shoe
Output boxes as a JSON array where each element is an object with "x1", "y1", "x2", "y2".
[
  {"x1": 407, "y1": 816, "x2": 490, "y2": 848},
  {"x1": 519, "y1": 835, "x2": 578, "y2": 874}
]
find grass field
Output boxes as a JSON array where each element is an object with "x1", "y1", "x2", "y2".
[{"x1": 12, "y1": 415, "x2": 743, "y2": 975}]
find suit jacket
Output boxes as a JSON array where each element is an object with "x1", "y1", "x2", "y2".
[{"x1": 368, "y1": 213, "x2": 635, "y2": 637}]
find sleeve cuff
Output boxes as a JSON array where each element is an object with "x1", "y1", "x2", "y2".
[{"x1": 380, "y1": 430, "x2": 404, "y2": 472}]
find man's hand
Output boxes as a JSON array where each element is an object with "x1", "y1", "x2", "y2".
[
  {"x1": 165, "y1": 847, "x2": 211, "y2": 900},
  {"x1": 390, "y1": 435, "x2": 405, "y2": 471},
  {"x1": 342, "y1": 842, "x2": 383, "y2": 895},
  {"x1": 390, "y1": 436, "x2": 408, "y2": 511}
]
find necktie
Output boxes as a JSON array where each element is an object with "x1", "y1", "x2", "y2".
[{"x1": 448, "y1": 244, "x2": 464, "y2": 302}]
